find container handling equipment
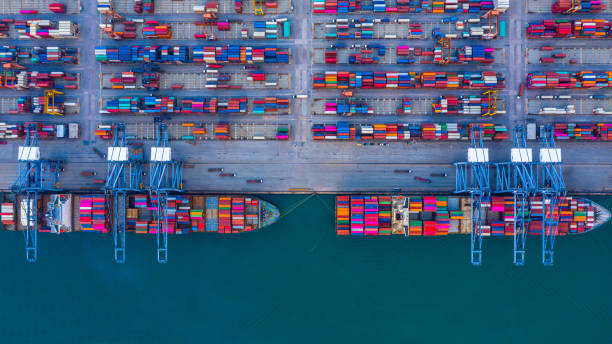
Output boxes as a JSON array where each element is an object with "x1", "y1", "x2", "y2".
[
  {"x1": 104, "y1": 124, "x2": 144, "y2": 263},
  {"x1": 148, "y1": 119, "x2": 183, "y2": 263},
  {"x1": 11, "y1": 123, "x2": 62, "y2": 262}
]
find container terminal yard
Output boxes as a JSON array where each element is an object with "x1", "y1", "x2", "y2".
[{"x1": 0, "y1": 0, "x2": 611, "y2": 265}]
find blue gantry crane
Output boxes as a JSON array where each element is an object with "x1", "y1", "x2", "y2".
[
  {"x1": 537, "y1": 124, "x2": 566, "y2": 266},
  {"x1": 454, "y1": 126, "x2": 490, "y2": 266},
  {"x1": 148, "y1": 121, "x2": 183, "y2": 263},
  {"x1": 494, "y1": 125, "x2": 537, "y2": 265},
  {"x1": 104, "y1": 124, "x2": 144, "y2": 263},
  {"x1": 11, "y1": 123, "x2": 62, "y2": 262}
]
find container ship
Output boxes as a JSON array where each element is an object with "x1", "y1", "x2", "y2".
[
  {"x1": 336, "y1": 195, "x2": 611, "y2": 236},
  {"x1": 0, "y1": 194, "x2": 280, "y2": 234}
]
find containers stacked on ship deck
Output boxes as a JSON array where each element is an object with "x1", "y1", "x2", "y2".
[
  {"x1": 11, "y1": 194, "x2": 274, "y2": 234},
  {"x1": 527, "y1": 20, "x2": 611, "y2": 38},
  {"x1": 335, "y1": 195, "x2": 599, "y2": 236},
  {"x1": 313, "y1": 0, "x2": 507, "y2": 13},
  {"x1": 102, "y1": 96, "x2": 290, "y2": 115},
  {"x1": 0, "y1": 46, "x2": 79, "y2": 64},
  {"x1": 312, "y1": 122, "x2": 508, "y2": 141},
  {"x1": 336, "y1": 196, "x2": 350, "y2": 235},
  {"x1": 313, "y1": 71, "x2": 504, "y2": 89},
  {"x1": 526, "y1": 71, "x2": 612, "y2": 89}
]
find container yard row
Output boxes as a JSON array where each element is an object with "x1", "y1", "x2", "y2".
[
  {"x1": 527, "y1": 95, "x2": 612, "y2": 115},
  {"x1": 313, "y1": 0, "x2": 509, "y2": 14},
  {"x1": 527, "y1": 46, "x2": 612, "y2": 65},
  {"x1": 0, "y1": 69, "x2": 78, "y2": 90},
  {"x1": 526, "y1": 71, "x2": 612, "y2": 89},
  {"x1": 313, "y1": 71, "x2": 504, "y2": 89},
  {"x1": 312, "y1": 122, "x2": 509, "y2": 141},
  {"x1": 527, "y1": 19, "x2": 611, "y2": 39},
  {"x1": 0, "y1": 46, "x2": 79, "y2": 64},
  {"x1": 95, "y1": 122, "x2": 290, "y2": 141},
  {"x1": 313, "y1": 122, "x2": 612, "y2": 141},
  {"x1": 0, "y1": 1, "x2": 81, "y2": 14},
  {"x1": 312, "y1": 44, "x2": 504, "y2": 65},
  {"x1": 311, "y1": 94, "x2": 505, "y2": 116},
  {"x1": 100, "y1": 71, "x2": 291, "y2": 90},
  {"x1": 0, "y1": 122, "x2": 79, "y2": 139},
  {"x1": 100, "y1": 18, "x2": 290, "y2": 41},
  {"x1": 99, "y1": 0, "x2": 293, "y2": 15},
  {"x1": 0, "y1": 95, "x2": 79, "y2": 116},
  {"x1": 99, "y1": 96, "x2": 291, "y2": 115},
  {"x1": 528, "y1": 0, "x2": 608, "y2": 14},
  {"x1": 95, "y1": 45, "x2": 291, "y2": 64},
  {"x1": 0, "y1": 19, "x2": 78, "y2": 39},
  {"x1": 313, "y1": 18, "x2": 505, "y2": 40}
]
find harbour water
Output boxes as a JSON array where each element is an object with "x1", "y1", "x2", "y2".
[{"x1": 0, "y1": 195, "x2": 611, "y2": 343}]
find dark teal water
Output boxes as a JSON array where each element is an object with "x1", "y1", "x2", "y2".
[{"x1": 1, "y1": 195, "x2": 611, "y2": 344}]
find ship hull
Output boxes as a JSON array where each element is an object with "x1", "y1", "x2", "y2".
[
  {"x1": 1, "y1": 194, "x2": 280, "y2": 234},
  {"x1": 336, "y1": 195, "x2": 610, "y2": 236}
]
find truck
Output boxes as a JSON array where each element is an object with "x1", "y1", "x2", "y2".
[{"x1": 68, "y1": 123, "x2": 80, "y2": 139}]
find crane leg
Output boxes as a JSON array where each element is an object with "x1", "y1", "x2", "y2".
[
  {"x1": 154, "y1": 192, "x2": 169, "y2": 263},
  {"x1": 471, "y1": 193, "x2": 483, "y2": 266},
  {"x1": 513, "y1": 193, "x2": 527, "y2": 266},
  {"x1": 24, "y1": 191, "x2": 38, "y2": 262},
  {"x1": 113, "y1": 192, "x2": 127, "y2": 263}
]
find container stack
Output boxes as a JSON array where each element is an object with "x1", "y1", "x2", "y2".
[
  {"x1": 142, "y1": 23, "x2": 172, "y2": 39},
  {"x1": 20, "y1": 20, "x2": 78, "y2": 39},
  {"x1": 526, "y1": 71, "x2": 612, "y2": 89},
  {"x1": 218, "y1": 197, "x2": 232, "y2": 233},
  {"x1": 231, "y1": 198, "x2": 245, "y2": 233},
  {"x1": 350, "y1": 196, "x2": 364, "y2": 235},
  {"x1": 364, "y1": 196, "x2": 378, "y2": 235},
  {"x1": 276, "y1": 126, "x2": 289, "y2": 140},
  {"x1": 527, "y1": 19, "x2": 610, "y2": 38},
  {"x1": 191, "y1": 45, "x2": 289, "y2": 64},
  {"x1": 552, "y1": 1, "x2": 606, "y2": 13},
  {"x1": 313, "y1": 122, "x2": 508, "y2": 141},
  {"x1": 313, "y1": 0, "x2": 497, "y2": 13},
  {"x1": 215, "y1": 123, "x2": 230, "y2": 140},
  {"x1": 432, "y1": 95, "x2": 494, "y2": 115},
  {"x1": 336, "y1": 196, "x2": 350, "y2": 235},
  {"x1": 378, "y1": 196, "x2": 392, "y2": 235},
  {"x1": 1, "y1": 202, "x2": 14, "y2": 228}
]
